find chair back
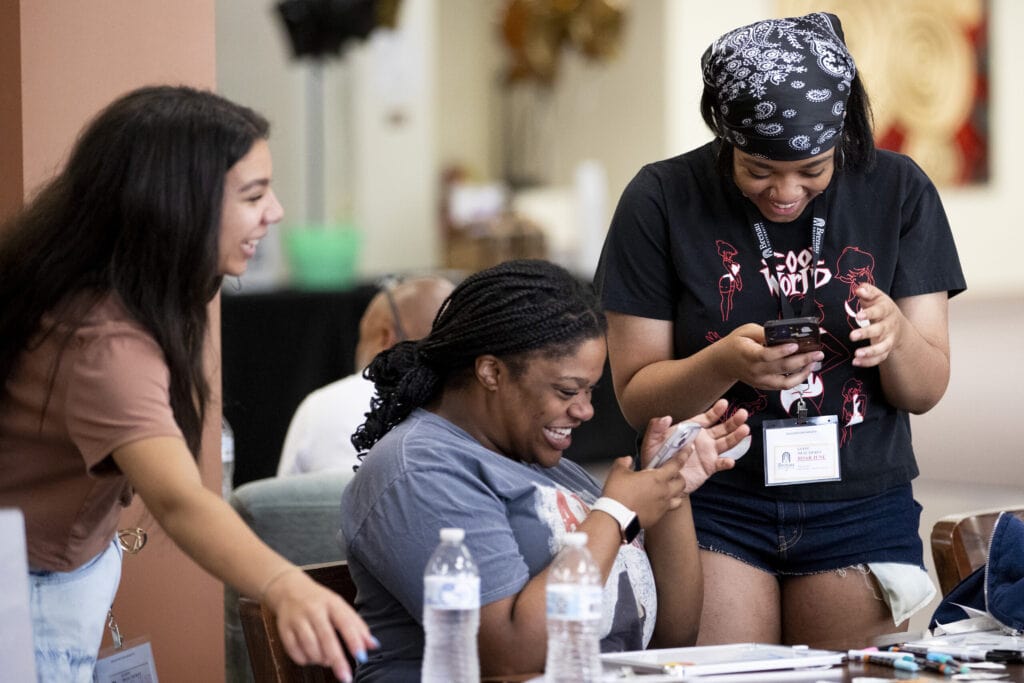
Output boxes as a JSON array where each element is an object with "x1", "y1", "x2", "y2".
[
  {"x1": 931, "y1": 507, "x2": 1024, "y2": 595},
  {"x1": 226, "y1": 471, "x2": 353, "y2": 682},
  {"x1": 239, "y1": 561, "x2": 357, "y2": 683}
]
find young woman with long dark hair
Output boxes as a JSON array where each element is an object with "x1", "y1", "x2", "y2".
[{"x1": 0, "y1": 85, "x2": 375, "y2": 682}]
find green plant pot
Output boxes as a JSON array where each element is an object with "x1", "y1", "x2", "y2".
[{"x1": 283, "y1": 224, "x2": 361, "y2": 290}]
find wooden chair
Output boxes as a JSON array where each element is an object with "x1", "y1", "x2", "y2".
[
  {"x1": 930, "y1": 507, "x2": 1024, "y2": 595},
  {"x1": 239, "y1": 560, "x2": 357, "y2": 683},
  {"x1": 240, "y1": 562, "x2": 538, "y2": 683}
]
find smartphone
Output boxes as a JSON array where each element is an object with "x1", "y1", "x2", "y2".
[
  {"x1": 646, "y1": 421, "x2": 701, "y2": 470},
  {"x1": 764, "y1": 316, "x2": 822, "y2": 352}
]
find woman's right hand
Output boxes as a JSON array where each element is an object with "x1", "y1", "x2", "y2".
[
  {"x1": 721, "y1": 322, "x2": 824, "y2": 391},
  {"x1": 597, "y1": 416, "x2": 710, "y2": 528},
  {"x1": 600, "y1": 454, "x2": 685, "y2": 529}
]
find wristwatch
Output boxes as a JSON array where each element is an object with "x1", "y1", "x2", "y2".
[{"x1": 591, "y1": 497, "x2": 641, "y2": 544}]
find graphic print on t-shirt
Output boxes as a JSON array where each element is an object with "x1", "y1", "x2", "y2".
[
  {"x1": 835, "y1": 246, "x2": 875, "y2": 330},
  {"x1": 840, "y1": 377, "x2": 868, "y2": 445},
  {"x1": 716, "y1": 240, "x2": 743, "y2": 320},
  {"x1": 758, "y1": 243, "x2": 832, "y2": 301},
  {"x1": 708, "y1": 238, "x2": 876, "y2": 446},
  {"x1": 534, "y1": 484, "x2": 657, "y2": 648}
]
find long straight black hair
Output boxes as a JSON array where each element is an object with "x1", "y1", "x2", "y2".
[{"x1": 0, "y1": 85, "x2": 269, "y2": 456}]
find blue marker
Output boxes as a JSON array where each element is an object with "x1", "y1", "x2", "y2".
[
  {"x1": 874, "y1": 656, "x2": 918, "y2": 672},
  {"x1": 927, "y1": 652, "x2": 955, "y2": 663}
]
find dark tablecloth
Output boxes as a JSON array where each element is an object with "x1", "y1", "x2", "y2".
[{"x1": 221, "y1": 285, "x2": 377, "y2": 486}]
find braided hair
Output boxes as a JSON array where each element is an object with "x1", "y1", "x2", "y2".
[{"x1": 351, "y1": 259, "x2": 607, "y2": 455}]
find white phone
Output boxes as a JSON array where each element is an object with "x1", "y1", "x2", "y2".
[{"x1": 646, "y1": 421, "x2": 701, "y2": 469}]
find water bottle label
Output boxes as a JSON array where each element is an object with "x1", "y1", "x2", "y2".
[
  {"x1": 424, "y1": 575, "x2": 480, "y2": 610},
  {"x1": 546, "y1": 583, "x2": 602, "y2": 621}
]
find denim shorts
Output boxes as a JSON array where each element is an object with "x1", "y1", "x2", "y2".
[
  {"x1": 689, "y1": 480, "x2": 924, "y2": 575},
  {"x1": 30, "y1": 539, "x2": 122, "y2": 682}
]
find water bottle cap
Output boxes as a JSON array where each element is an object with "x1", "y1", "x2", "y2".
[
  {"x1": 439, "y1": 527, "x2": 465, "y2": 543},
  {"x1": 564, "y1": 531, "x2": 588, "y2": 547}
]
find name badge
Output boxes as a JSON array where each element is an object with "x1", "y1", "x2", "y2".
[
  {"x1": 94, "y1": 638, "x2": 159, "y2": 683},
  {"x1": 762, "y1": 415, "x2": 840, "y2": 486}
]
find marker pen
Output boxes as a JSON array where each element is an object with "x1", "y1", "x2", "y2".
[
  {"x1": 847, "y1": 651, "x2": 918, "y2": 672},
  {"x1": 913, "y1": 656, "x2": 968, "y2": 676},
  {"x1": 987, "y1": 649, "x2": 1024, "y2": 664},
  {"x1": 848, "y1": 649, "x2": 913, "y2": 662}
]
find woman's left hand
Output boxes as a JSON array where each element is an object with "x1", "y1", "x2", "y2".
[
  {"x1": 640, "y1": 399, "x2": 749, "y2": 494},
  {"x1": 264, "y1": 568, "x2": 377, "y2": 682},
  {"x1": 848, "y1": 283, "x2": 907, "y2": 368}
]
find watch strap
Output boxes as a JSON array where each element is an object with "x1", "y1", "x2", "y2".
[{"x1": 591, "y1": 496, "x2": 640, "y2": 544}]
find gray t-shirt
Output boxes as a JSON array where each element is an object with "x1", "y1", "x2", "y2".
[{"x1": 339, "y1": 409, "x2": 655, "y2": 681}]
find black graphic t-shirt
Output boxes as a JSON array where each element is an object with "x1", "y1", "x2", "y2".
[{"x1": 597, "y1": 142, "x2": 966, "y2": 501}]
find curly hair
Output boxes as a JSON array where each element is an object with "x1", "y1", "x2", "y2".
[{"x1": 351, "y1": 259, "x2": 607, "y2": 455}]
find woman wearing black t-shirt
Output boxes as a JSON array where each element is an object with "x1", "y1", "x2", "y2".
[{"x1": 597, "y1": 12, "x2": 965, "y2": 647}]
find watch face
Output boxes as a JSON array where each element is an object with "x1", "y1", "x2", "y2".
[{"x1": 623, "y1": 515, "x2": 641, "y2": 544}]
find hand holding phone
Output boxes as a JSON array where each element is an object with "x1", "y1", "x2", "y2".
[
  {"x1": 646, "y1": 421, "x2": 701, "y2": 470},
  {"x1": 764, "y1": 316, "x2": 822, "y2": 353}
]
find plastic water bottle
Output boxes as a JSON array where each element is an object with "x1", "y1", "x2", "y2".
[
  {"x1": 221, "y1": 418, "x2": 235, "y2": 500},
  {"x1": 545, "y1": 532, "x2": 603, "y2": 682},
  {"x1": 422, "y1": 528, "x2": 480, "y2": 682}
]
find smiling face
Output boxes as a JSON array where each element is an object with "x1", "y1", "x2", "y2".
[
  {"x1": 732, "y1": 147, "x2": 835, "y2": 223},
  {"x1": 483, "y1": 336, "x2": 606, "y2": 468},
  {"x1": 218, "y1": 139, "x2": 283, "y2": 276}
]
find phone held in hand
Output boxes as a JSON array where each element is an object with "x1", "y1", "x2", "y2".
[
  {"x1": 646, "y1": 421, "x2": 701, "y2": 469},
  {"x1": 764, "y1": 316, "x2": 822, "y2": 352}
]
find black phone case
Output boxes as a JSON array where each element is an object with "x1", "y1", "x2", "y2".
[{"x1": 764, "y1": 316, "x2": 821, "y2": 351}]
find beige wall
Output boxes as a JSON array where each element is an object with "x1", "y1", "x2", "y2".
[
  {"x1": 217, "y1": 0, "x2": 442, "y2": 278},
  {"x1": 910, "y1": 295, "x2": 1024, "y2": 488},
  {"x1": 19, "y1": 2, "x2": 217, "y2": 196},
  {"x1": 3, "y1": 2, "x2": 223, "y2": 681}
]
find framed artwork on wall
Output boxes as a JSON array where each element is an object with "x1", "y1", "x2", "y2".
[{"x1": 778, "y1": 0, "x2": 989, "y2": 186}]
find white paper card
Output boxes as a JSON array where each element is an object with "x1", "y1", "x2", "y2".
[
  {"x1": 94, "y1": 639, "x2": 159, "y2": 683},
  {"x1": 762, "y1": 416, "x2": 840, "y2": 485}
]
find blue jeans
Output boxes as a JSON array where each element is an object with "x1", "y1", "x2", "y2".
[
  {"x1": 690, "y1": 480, "x2": 924, "y2": 574},
  {"x1": 30, "y1": 539, "x2": 122, "y2": 682}
]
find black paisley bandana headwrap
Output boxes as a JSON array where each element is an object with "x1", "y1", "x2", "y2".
[{"x1": 701, "y1": 12, "x2": 857, "y2": 160}]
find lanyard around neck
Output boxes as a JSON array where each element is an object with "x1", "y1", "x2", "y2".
[{"x1": 744, "y1": 193, "x2": 828, "y2": 320}]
